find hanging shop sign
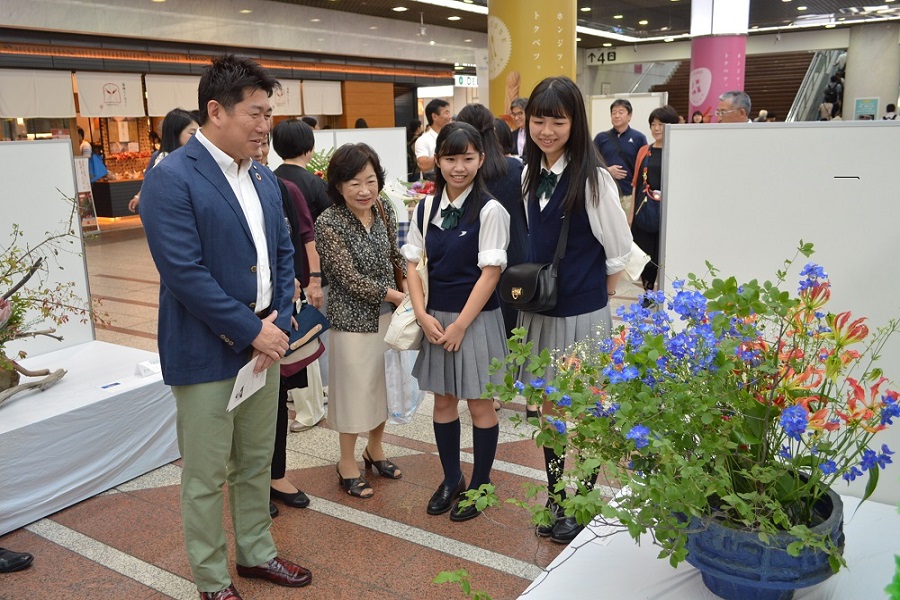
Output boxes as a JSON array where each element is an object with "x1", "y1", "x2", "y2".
[{"x1": 75, "y1": 72, "x2": 145, "y2": 117}]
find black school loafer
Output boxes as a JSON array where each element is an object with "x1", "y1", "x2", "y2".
[
  {"x1": 427, "y1": 474, "x2": 466, "y2": 515},
  {"x1": 550, "y1": 516, "x2": 584, "y2": 544},
  {"x1": 0, "y1": 548, "x2": 34, "y2": 573}
]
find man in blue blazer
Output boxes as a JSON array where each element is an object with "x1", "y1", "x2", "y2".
[{"x1": 141, "y1": 55, "x2": 311, "y2": 600}]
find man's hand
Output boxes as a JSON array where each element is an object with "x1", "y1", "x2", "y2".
[
  {"x1": 607, "y1": 164, "x2": 627, "y2": 180},
  {"x1": 250, "y1": 310, "x2": 288, "y2": 373},
  {"x1": 306, "y1": 280, "x2": 324, "y2": 309}
]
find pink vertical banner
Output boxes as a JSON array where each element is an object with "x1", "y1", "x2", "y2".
[{"x1": 689, "y1": 35, "x2": 746, "y2": 122}]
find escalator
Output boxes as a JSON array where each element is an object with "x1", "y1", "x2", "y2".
[{"x1": 786, "y1": 49, "x2": 845, "y2": 122}]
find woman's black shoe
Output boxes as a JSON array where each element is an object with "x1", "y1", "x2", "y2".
[
  {"x1": 449, "y1": 497, "x2": 480, "y2": 522},
  {"x1": 271, "y1": 487, "x2": 310, "y2": 509},
  {"x1": 269, "y1": 502, "x2": 279, "y2": 519},
  {"x1": 427, "y1": 474, "x2": 466, "y2": 515},
  {"x1": 535, "y1": 501, "x2": 564, "y2": 537},
  {"x1": 550, "y1": 516, "x2": 584, "y2": 544},
  {"x1": 363, "y1": 448, "x2": 402, "y2": 479}
]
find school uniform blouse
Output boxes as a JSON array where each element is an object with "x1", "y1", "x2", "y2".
[
  {"x1": 401, "y1": 184, "x2": 510, "y2": 271},
  {"x1": 523, "y1": 154, "x2": 632, "y2": 275}
]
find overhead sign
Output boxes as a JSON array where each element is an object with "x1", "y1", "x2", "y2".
[
  {"x1": 585, "y1": 49, "x2": 618, "y2": 67},
  {"x1": 454, "y1": 74, "x2": 478, "y2": 88}
]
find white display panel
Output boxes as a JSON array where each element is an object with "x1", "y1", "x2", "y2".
[
  {"x1": 0, "y1": 140, "x2": 95, "y2": 356},
  {"x1": 661, "y1": 121, "x2": 900, "y2": 504}
]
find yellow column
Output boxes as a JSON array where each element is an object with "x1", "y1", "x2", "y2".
[{"x1": 487, "y1": 0, "x2": 577, "y2": 118}]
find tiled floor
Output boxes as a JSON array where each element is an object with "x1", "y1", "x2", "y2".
[{"x1": 0, "y1": 222, "x2": 645, "y2": 599}]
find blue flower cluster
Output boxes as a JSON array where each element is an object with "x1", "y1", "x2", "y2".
[
  {"x1": 818, "y1": 459, "x2": 838, "y2": 475},
  {"x1": 546, "y1": 417, "x2": 567, "y2": 435},
  {"x1": 798, "y1": 263, "x2": 828, "y2": 292},
  {"x1": 671, "y1": 288, "x2": 708, "y2": 322},
  {"x1": 778, "y1": 444, "x2": 793, "y2": 460},
  {"x1": 603, "y1": 364, "x2": 640, "y2": 384},
  {"x1": 626, "y1": 424, "x2": 651, "y2": 449},
  {"x1": 882, "y1": 395, "x2": 900, "y2": 426},
  {"x1": 592, "y1": 401, "x2": 620, "y2": 418},
  {"x1": 557, "y1": 395, "x2": 572, "y2": 408},
  {"x1": 779, "y1": 404, "x2": 808, "y2": 441},
  {"x1": 860, "y1": 444, "x2": 894, "y2": 471}
]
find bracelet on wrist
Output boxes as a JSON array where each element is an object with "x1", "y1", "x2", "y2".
[{"x1": 309, "y1": 272, "x2": 322, "y2": 278}]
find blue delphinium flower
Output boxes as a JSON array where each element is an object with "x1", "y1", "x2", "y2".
[
  {"x1": 545, "y1": 385, "x2": 558, "y2": 395},
  {"x1": 877, "y1": 444, "x2": 894, "y2": 468},
  {"x1": 593, "y1": 401, "x2": 620, "y2": 418},
  {"x1": 819, "y1": 460, "x2": 838, "y2": 475},
  {"x1": 557, "y1": 395, "x2": 572, "y2": 408},
  {"x1": 513, "y1": 380, "x2": 525, "y2": 393},
  {"x1": 798, "y1": 263, "x2": 828, "y2": 292},
  {"x1": 860, "y1": 449, "x2": 878, "y2": 471},
  {"x1": 671, "y1": 289, "x2": 708, "y2": 322},
  {"x1": 882, "y1": 396, "x2": 900, "y2": 426},
  {"x1": 779, "y1": 405, "x2": 808, "y2": 441},
  {"x1": 604, "y1": 364, "x2": 640, "y2": 384},
  {"x1": 529, "y1": 378, "x2": 545, "y2": 390},
  {"x1": 842, "y1": 466, "x2": 863, "y2": 482},
  {"x1": 626, "y1": 424, "x2": 651, "y2": 449},
  {"x1": 545, "y1": 417, "x2": 567, "y2": 434},
  {"x1": 778, "y1": 445, "x2": 793, "y2": 460}
]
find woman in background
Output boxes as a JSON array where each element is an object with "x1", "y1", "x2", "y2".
[
  {"x1": 128, "y1": 108, "x2": 198, "y2": 213},
  {"x1": 316, "y1": 143, "x2": 406, "y2": 499}
]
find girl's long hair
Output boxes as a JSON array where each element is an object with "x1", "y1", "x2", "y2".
[
  {"x1": 433, "y1": 121, "x2": 491, "y2": 225},
  {"x1": 160, "y1": 108, "x2": 196, "y2": 153},
  {"x1": 522, "y1": 76, "x2": 604, "y2": 213}
]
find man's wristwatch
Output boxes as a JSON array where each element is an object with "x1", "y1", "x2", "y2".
[{"x1": 309, "y1": 272, "x2": 322, "y2": 278}]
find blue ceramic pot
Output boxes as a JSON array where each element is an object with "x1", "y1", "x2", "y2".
[{"x1": 685, "y1": 487, "x2": 844, "y2": 600}]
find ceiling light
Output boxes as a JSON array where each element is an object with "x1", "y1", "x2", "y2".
[
  {"x1": 151, "y1": 0, "x2": 166, "y2": 3},
  {"x1": 463, "y1": 38, "x2": 472, "y2": 42},
  {"x1": 602, "y1": 42, "x2": 612, "y2": 47},
  {"x1": 392, "y1": 6, "x2": 408, "y2": 12},
  {"x1": 448, "y1": 15, "x2": 461, "y2": 20},
  {"x1": 664, "y1": 37, "x2": 674, "y2": 42},
  {"x1": 429, "y1": 40, "x2": 435, "y2": 45},
  {"x1": 638, "y1": 19, "x2": 648, "y2": 25},
  {"x1": 575, "y1": 37, "x2": 581, "y2": 42},
  {"x1": 580, "y1": 6, "x2": 591, "y2": 12},
  {"x1": 782, "y1": 0, "x2": 791, "y2": 2},
  {"x1": 613, "y1": 14, "x2": 623, "y2": 19},
  {"x1": 825, "y1": 23, "x2": 836, "y2": 28},
  {"x1": 797, "y1": 6, "x2": 807, "y2": 10},
  {"x1": 239, "y1": 9, "x2": 252, "y2": 14},
  {"x1": 464, "y1": 0, "x2": 473, "y2": 3},
  {"x1": 369, "y1": 26, "x2": 378, "y2": 29},
  {"x1": 454, "y1": 65, "x2": 463, "y2": 70},
  {"x1": 310, "y1": 18, "x2": 321, "y2": 22}
]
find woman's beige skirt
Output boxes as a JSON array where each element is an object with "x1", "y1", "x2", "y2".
[{"x1": 327, "y1": 312, "x2": 390, "y2": 433}]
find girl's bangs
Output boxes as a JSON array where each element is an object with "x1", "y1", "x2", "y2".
[
  {"x1": 528, "y1": 87, "x2": 569, "y2": 120},
  {"x1": 437, "y1": 127, "x2": 478, "y2": 157}
]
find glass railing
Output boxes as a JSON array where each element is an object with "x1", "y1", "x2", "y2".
[{"x1": 787, "y1": 49, "x2": 844, "y2": 122}]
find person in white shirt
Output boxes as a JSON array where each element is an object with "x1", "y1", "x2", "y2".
[
  {"x1": 77, "y1": 127, "x2": 92, "y2": 157},
  {"x1": 414, "y1": 98, "x2": 452, "y2": 179}
]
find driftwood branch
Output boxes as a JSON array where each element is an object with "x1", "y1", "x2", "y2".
[
  {"x1": 9, "y1": 328, "x2": 63, "y2": 343},
  {"x1": 0, "y1": 368, "x2": 67, "y2": 407},
  {"x1": 1, "y1": 257, "x2": 43, "y2": 301}
]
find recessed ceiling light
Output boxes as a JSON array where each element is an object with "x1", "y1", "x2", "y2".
[
  {"x1": 317, "y1": 38, "x2": 324, "y2": 41},
  {"x1": 463, "y1": 38, "x2": 472, "y2": 42},
  {"x1": 580, "y1": 6, "x2": 591, "y2": 12},
  {"x1": 664, "y1": 37, "x2": 674, "y2": 42},
  {"x1": 575, "y1": 37, "x2": 581, "y2": 42},
  {"x1": 602, "y1": 42, "x2": 612, "y2": 47},
  {"x1": 660, "y1": 26, "x2": 670, "y2": 31},
  {"x1": 454, "y1": 65, "x2": 463, "y2": 70},
  {"x1": 151, "y1": 0, "x2": 166, "y2": 3},
  {"x1": 782, "y1": 0, "x2": 791, "y2": 2},
  {"x1": 613, "y1": 14, "x2": 623, "y2": 19},
  {"x1": 310, "y1": 18, "x2": 320, "y2": 22},
  {"x1": 638, "y1": 19, "x2": 648, "y2": 25},
  {"x1": 239, "y1": 9, "x2": 252, "y2": 14},
  {"x1": 464, "y1": 0, "x2": 473, "y2": 3},
  {"x1": 429, "y1": 40, "x2": 435, "y2": 45},
  {"x1": 369, "y1": 26, "x2": 378, "y2": 29},
  {"x1": 448, "y1": 15, "x2": 461, "y2": 21},
  {"x1": 392, "y1": 6, "x2": 408, "y2": 12},
  {"x1": 797, "y1": 5, "x2": 807, "y2": 10},
  {"x1": 825, "y1": 23, "x2": 836, "y2": 28}
]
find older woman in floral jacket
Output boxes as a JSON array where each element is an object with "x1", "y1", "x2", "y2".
[{"x1": 315, "y1": 143, "x2": 407, "y2": 499}]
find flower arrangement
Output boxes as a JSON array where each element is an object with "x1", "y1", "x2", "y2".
[
  {"x1": 489, "y1": 243, "x2": 898, "y2": 571},
  {"x1": 304, "y1": 147, "x2": 334, "y2": 181},
  {"x1": 1, "y1": 197, "x2": 100, "y2": 404}
]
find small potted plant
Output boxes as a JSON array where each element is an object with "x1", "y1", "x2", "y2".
[{"x1": 488, "y1": 242, "x2": 899, "y2": 599}]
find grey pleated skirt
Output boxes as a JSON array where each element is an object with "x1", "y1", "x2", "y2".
[
  {"x1": 518, "y1": 305, "x2": 613, "y2": 381},
  {"x1": 328, "y1": 312, "x2": 390, "y2": 433},
  {"x1": 412, "y1": 307, "x2": 508, "y2": 400}
]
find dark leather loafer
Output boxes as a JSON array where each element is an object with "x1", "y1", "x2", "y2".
[
  {"x1": 550, "y1": 516, "x2": 584, "y2": 544},
  {"x1": 199, "y1": 584, "x2": 242, "y2": 599},
  {"x1": 535, "y1": 501, "x2": 564, "y2": 538},
  {"x1": 427, "y1": 474, "x2": 466, "y2": 515},
  {"x1": 271, "y1": 487, "x2": 310, "y2": 509},
  {"x1": 269, "y1": 502, "x2": 279, "y2": 519},
  {"x1": 236, "y1": 557, "x2": 311, "y2": 587},
  {"x1": 0, "y1": 547, "x2": 34, "y2": 573},
  {"x1": 449, "y1": 497, "x2": 480, "y2": 522}
]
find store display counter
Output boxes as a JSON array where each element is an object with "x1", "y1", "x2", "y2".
[{"x1": 91, "y1": 179, "x2": 142, "y2": 217}]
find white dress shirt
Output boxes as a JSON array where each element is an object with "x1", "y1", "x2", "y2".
[
  {"x1": 195, "y1": 129, "x2": 272, "y2": 310},
  {"x1": 401, "y1": 184, "x2": 510, "y2": 271}
]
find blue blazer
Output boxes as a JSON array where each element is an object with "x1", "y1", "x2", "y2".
[{"x1": 141, "y1": 136, "x2": 295, "y2": 386}]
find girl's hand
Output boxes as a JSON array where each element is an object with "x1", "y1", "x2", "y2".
[
  {"x1": 436, "y1": 321, "x2": 466, "y2": 352},
  {"x1": 420, "y1": 314, "x2": 445, "y2": 344}
]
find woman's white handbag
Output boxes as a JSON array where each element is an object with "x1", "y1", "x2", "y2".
[{"x1": 384, "y1": 195, "x2": 433, "y2": 351}]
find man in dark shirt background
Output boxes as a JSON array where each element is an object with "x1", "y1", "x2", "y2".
[{"x1": 593, "y1": 99, "x2": 647, "y2": 217}]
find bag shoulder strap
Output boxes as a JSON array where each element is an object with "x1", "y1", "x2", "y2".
[{"x1": 550, "y1": 210, "x2": 572, "y2": 275}]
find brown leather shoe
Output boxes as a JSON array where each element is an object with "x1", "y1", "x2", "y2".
[
  {"x1": 198, "y1": 584, "x2": 242, "y2": 599},
  {"x1": 235, "y1": 557, "x2": 312, "y2": 587}
]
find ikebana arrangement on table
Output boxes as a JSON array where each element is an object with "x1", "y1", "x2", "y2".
[
  {"x1": 487, "y1": 242, "x2": 899, "y2": 599},
  {"x1": 304, "y1": 147, "x2": 334, "y2": 181},
  {"x1": 0, "y1": 197, "x2": 100, "y2": 405}
]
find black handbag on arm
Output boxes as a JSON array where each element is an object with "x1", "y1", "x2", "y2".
[{"x1": 499, "y1": 212, "x2": 571, "y2": 313}]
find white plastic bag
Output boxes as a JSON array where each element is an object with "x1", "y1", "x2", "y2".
[{"x1": 384, "y1": 349, "x2": 423, "y2": 425}]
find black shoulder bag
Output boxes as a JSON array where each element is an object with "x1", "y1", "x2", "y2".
[{"x1": 499, "y1": 212, "x2": 571, "y2": 313}]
